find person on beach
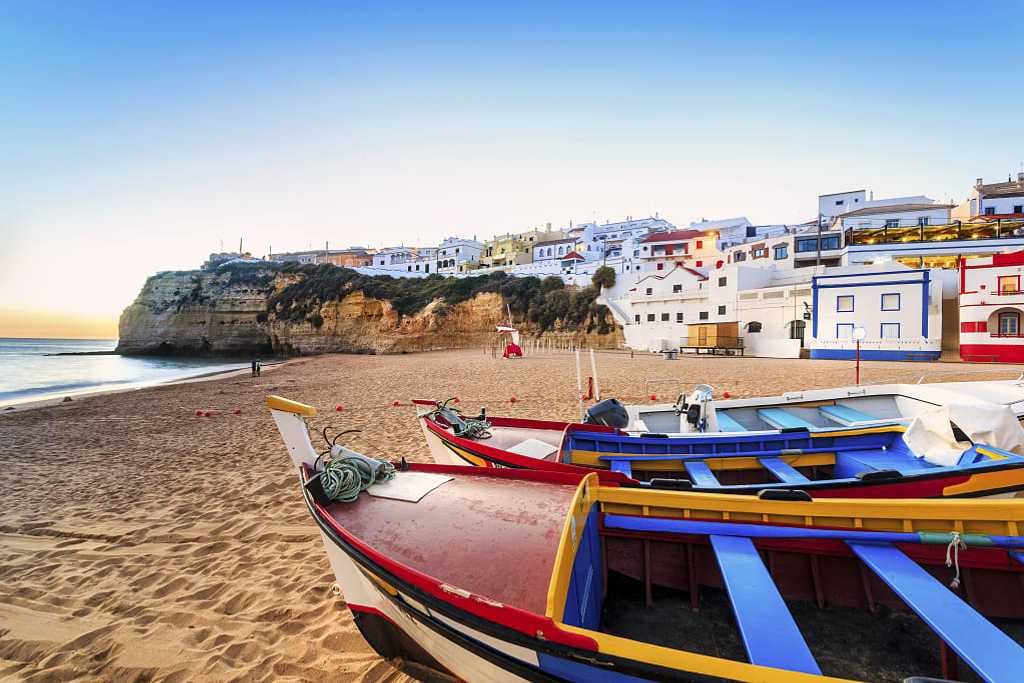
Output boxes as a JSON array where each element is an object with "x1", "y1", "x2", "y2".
[
  {"x1": 256, "y1": 360, "x2": 262, "y2": 377},
  {"x1": 251, "y1": 359, "x2": 257, "y2": 377}
]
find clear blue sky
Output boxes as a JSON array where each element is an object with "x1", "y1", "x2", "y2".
[{"x1": 1, "y1": 1, "x2": 1022, "y2": 336}]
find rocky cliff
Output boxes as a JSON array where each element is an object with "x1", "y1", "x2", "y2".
[{"x1": 116, "y1": 264, "x2": 621, "y2": 356}]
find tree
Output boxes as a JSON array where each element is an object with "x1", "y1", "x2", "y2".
[{"x1": 592, "y1": 265, "x2": 616, "y2": 290}]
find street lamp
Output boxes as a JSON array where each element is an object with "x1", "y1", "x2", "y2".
[{"x1": 852, "y1": 326, "x2": 867, "y2": 385}]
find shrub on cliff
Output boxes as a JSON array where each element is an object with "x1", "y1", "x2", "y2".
[
  {"x1": 265, "y1": 264, "x2": 616, "y2": 333},
  {"x1": 591, "y1": 265, "x2": 616, "y2": 290}
]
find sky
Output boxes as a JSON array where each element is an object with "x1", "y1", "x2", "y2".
[{"x1": 2, "y1": 1, "x2": 1022, "y2": 339}]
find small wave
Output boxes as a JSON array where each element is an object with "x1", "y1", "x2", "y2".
[{"x1": 0, "y1": 379, "x2": 134, "y2": 402}]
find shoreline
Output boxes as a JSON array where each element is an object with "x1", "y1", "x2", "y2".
[{"x1": 0, "y1": 360, "x2": 288, "y2": 414}]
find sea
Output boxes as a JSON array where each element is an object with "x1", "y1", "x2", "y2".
[{"x1": 0, "y1": 338, "x2": 249, "y2": 406}]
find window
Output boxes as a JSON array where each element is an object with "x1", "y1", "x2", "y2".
[
  {"x1": 661, "y1": 313, "x2": 670, "y2": 322},
  {"x1": 734, "y1": 251, "x2": 747, "y2": 262},
  {"x1": 999, "y1": 311, "x2": 1020, "y2": 336},
  {"x1": 676, "y1": 312, "x2": 684, "y2": 323},
  {"x1": 837, "y1": 295, "x2": 854, "y2": 312},
  {"x1": 774, "y1": 244, "x2": 788, "y2": 260},
  {"x1": 699, "y1": 311, "x2": 709, "y2": 320},
  {"x1": 695, "y1": 240, "x2": 703, "y2": 249},
  {"x1": 836, "y1": 199, "x2": 844, "y2": 206},
  {"x1": 634, "y1": 314, "x2": 640, "y2": 324},
  {"x1": 746, "y1": 321, "x2": 762, "y2": 333},
  {"x1": 695, "y1": 260, "x2": 703, "y2": 267},
  {"x1": 718, "y1": 276, "x2": 727, "y2": 287},
  {"x1": 633, "y1": 249, "x2": 639, "y2": 257},
  {"x1": 646, "y1": 287, "x2": 653, "y2": 295},
  {"x1": 673, "y1": 284, "x2": 682, "y2": 293},
  {"x1": 880, "y1": 323, "x2": 900, "y2": 339},
  {"x1": 836, "y1": 323, "x2": 854, "y2": 339},
  {"x1": 1015, "y1": 205, "x2": 1023, "y2": 214},
  {"x1": 999, "y1": 275, "x2": 1019, "y2": 294},
  {"x1": 917, "y1": 217, "x2": 930, "y2": 227},
  {"x1": 985, "y1": 207, "x2": 996, "y2": 216},
  {"x1": 656, "y1": 262, "x2": 664, "y2": 271},
  {"x1": 752, "y1": 248, "x2": 767, "y2": 258},
  {"x1": 821, "y1": 235, "x2": 840, "y2": 250},
  {"x1": 796, "y1": 238, "x2": 817, "y2": 253},
  {"x1": 717, "y1": 305, "x2": 726, "y2": 315},
  {"x1": 884, "y1": 219, "x2": 899, "y2": 228},
  {"x1": 647, "y1": 314, "x2": 656, "y2": 322},
  {"x1": 881, "y1": 293, "x2": 900, "y2": 311}
]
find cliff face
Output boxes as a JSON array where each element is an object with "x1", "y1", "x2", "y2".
[
  {"x1": 117, "y1": 268, "x2": 621, "y2": 356},
  {"x1": 116, "y1": 269, "x2": 275, "y2": 356}
]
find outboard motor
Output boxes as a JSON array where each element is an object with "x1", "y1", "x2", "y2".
[
  {"x1": 676, "y1": 384, "x2": 714, "y2": 432},
  {"x1": 585, "y1": 398, "x2": 629, "y2": 429}
]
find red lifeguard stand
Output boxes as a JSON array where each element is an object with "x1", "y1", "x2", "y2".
[{"x1": 497, "y1": 325, "x2": 523, "y2": 358}]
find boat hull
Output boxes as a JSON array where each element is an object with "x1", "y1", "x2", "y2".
[{"x1": 417, "y1": 413, "x2": 1024, "y2": 499}]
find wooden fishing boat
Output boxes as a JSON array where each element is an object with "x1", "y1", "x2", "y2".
[
  {"x1": 270, "y1": 395, "x2": 1024, "y2": 682},
  {"x1": 414, "y1": 399, "x2": 1024, "y2": 498},
  {"x1": 627, "y1": 379, "x2": 1024, "y2": 434}
]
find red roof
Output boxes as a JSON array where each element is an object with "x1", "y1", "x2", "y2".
[
  {"x1": 640, "y1": 229, "x2": 704, "y2": 243},
  {"x1": 560, "y1": 250, "x2": 585, "y2": 261}
]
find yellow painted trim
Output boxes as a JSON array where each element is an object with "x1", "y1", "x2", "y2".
[
  {"x1": 594, "y1": 484, "x2": 1024, "y2": 534},
  {"x1": 445, "y1": 443, "x2": 491, "y2": 468},
  {"x1": 266, "y1": 395, "x2": 317, "y2": 416},
  {"x1": 810, "y1": 424, "x2": 905, "y2": 438},
  {"x1": 545, "y1": 472, "x2": 598, "y2": 620},
  {"x1": 975, "y1": 445, "x2": 1010, "y2": 461},
  {"x1": 942, "y1": 468, "x2": 1024, "y2": 496},
  {"x1": 556, "y1": 623, "x2": 858, "y2": 682}
]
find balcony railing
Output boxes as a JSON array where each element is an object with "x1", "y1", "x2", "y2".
[{"x1": 845, "y1": 220, "x2": 1024, "y2": 246}]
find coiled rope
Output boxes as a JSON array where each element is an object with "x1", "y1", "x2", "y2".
[
  {"x1": 320, "y1": 454, "x2": 396, "y2": 503},
  {"x1": 945, "y1": 530, "x2": 967, "y2": 589}
]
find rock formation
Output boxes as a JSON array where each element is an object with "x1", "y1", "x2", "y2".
[{"x1": 116, "y1": 266, "x2": 621, "y2": 356}]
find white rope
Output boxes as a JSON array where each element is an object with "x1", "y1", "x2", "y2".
[{"x1": 945, "y1": 530, "x2": 967, "y2": 589}]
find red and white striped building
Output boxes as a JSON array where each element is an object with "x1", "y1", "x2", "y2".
[{"x1": 960, "y1": 251, "x2": 1024, "y2": 362}]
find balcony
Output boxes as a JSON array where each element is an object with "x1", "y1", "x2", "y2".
[{"x1": 844, "y1": 220, "x2": 1024, "y2": 246}]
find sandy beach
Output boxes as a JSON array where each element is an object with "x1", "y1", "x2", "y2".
[{"x1": 3, "y1": 349, "x2": 1024, "y2": 682}]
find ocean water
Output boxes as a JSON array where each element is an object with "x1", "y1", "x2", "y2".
[{"x1": 0, "y1": 338, "x2": 249, "y2": 406}]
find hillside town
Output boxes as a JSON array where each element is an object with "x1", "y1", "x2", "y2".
[{"x1": 209, "y1": 173, "x2": 1024, "y2": 363}]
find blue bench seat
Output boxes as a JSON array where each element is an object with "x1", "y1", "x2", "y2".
[
  {"x1": 841, "y1": 449, "x2": 934, "y2": 475},
  {"x1": 819, "y1": 404, "x2": 878, "y2": 425},
  {"x1": 710, "y1": 535, "x2": 821, "y2": 674},
  {"x1": 849, "y1": 541, "x2": 1024, "y2": 682},
  {"x1": 715, "y1": 411, "x2": 748, "y2": 432},
  {"x1": 684, "y1": 461, "x2": 720, "y2": 487},
  {"x1": 759, "y1": 456, "x2": 811, "y2": 484},
  {"x1": 757, "y1": 408, "x2": 816, "y2": 430}
]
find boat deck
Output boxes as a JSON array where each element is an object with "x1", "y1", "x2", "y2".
[
  {"x1": 475, "y1": 424, "x2": 564, "y2": 460},
  {"x1": 325, "y1": 473, "x2": 573, "y2": 614}
]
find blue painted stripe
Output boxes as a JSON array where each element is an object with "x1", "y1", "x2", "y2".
[
  {"x1": 609, "y1": 459, "x2": 633, "y2": 478},
  {"x1": 850, "y1": 541, "x2": 1024, "y2": 683},
  {"x1": 538, "y1": 653, "x2": 653, "y2": 682},
  {"x1": 809, "y1": 349, "x2": 940, "y2": 361}
]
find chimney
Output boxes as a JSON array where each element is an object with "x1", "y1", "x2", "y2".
[
  {"x1": 976, "y1": 177, "x2": 984, "y2": 188},
  {"x1": 1018, "y1": 172, "x2": 1024, "y2": 184}
]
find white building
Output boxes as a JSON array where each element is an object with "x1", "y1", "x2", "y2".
[
  {"x1": 834, "y1": 202, "x2": 954, "y2": 231},
  {"x1": 434, "y1": 237, "x2": 483, "y2": 274},
  {"x1": 690, "y1": 217, "x2": 754, "y2": 245},
  {"x1": 532, "y1": 237, "x2": 578, "y2": 262},
  {"x1": 957, "y1": 175, "x2": 1024, "y2": 218},
  {"x1": 809, "y1": 266, "x2": 942, "y2": 361}
]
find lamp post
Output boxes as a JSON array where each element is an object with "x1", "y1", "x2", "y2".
[{"x1": 852, "y1": 327, "x2": 867, "y2": 385}]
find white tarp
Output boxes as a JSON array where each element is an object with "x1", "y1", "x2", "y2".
[{"x1": 903, "y1": 403, "x2": 1024, "y2": 466}]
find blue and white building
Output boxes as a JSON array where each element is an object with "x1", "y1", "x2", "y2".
[{"x1": 809, "y1": 267, "x2": 944, "y2": 361}]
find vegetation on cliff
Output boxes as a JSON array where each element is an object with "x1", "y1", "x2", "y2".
[{"x1": 266, "y1": 264, "x2": 615, "y2": 334}]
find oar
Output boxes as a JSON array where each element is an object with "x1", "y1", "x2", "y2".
[
  {"x1": 603, "y1": 514, "x2": 1024, "y2": 550},
  {"x1": 594, "y1": 444, "x2": 883, "y2": 462}
]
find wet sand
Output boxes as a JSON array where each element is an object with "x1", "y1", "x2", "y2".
[{"x1": 1, "y1": 349, "x2": 1022, "y2": 681}]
